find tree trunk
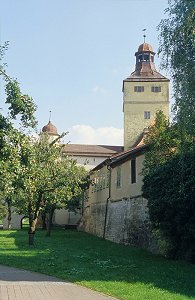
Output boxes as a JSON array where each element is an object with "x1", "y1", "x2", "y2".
[
  {"x1": 41, "y1": 211, "x2": 47, "y2": 230},
  {"x1": 27, "y1": 192, "x2": 43, "y2": 245},
  {"x1": 46, "y1": 206, "x2": 55, "y2": 237},
  {"x1": 7, "y1": 200, "x2": 12, "y2": 230},
  {"x1": 28, "y1": 216, "x2": 37, "y2": 246}
]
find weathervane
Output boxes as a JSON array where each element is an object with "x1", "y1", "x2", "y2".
[{"x1": 142, "y1": 28, "x2": 146, "y2": 43}]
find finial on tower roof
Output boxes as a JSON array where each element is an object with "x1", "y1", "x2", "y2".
[
  {"x1": 142, "y1": 28, "x2": 146, "y2": 43},
  {"x1": 49, "y1": 110, "x2": 52, "y2": 122}
]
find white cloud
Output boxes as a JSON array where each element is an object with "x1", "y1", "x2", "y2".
[
  {"x1": 92, "y1": 85, "x2": 107, "y2": 94},
  {"x1": 67, "y1": 124, "x2": 123, "y2": 146}
]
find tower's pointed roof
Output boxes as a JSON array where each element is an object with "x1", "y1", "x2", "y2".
[{"x1": 42, "y1": 121, "x2": 59, "y2": 135}]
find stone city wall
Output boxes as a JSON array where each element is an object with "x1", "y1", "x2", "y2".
[{"x1": 82, "y1": 196, "x2": 158, "y2": 253}]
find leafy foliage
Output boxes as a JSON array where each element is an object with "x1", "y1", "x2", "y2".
[
  {"x1": 142, "y1": 0, "x2": 195, "y2": 262},
  {"x1": 143, "y1": 111, "x2": 179, "y2": 175},
  {"x1": 12, "y1": 135, "x2": 88, "y2": 241},
  {"x1": 158, "y1": 0, "x2": 195, "y2": 150},
  {"x1": 0, "y1": 43, "x2": 37, "y2": 130},
  {"x1": 5, "y1": 80, "x2": 37, "y2": 128},
  {"x1": 0, "y1": 202, "x2": 7, "y2": 220},
  {"x1": 142, "y1": 152, "x2": 195, "y2": 261},
  {"x1": 0, "y1": 42, "x2": 38, "y2": 230}
]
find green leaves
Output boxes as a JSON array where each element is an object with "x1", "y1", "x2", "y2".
[
  {"x1": 13, "y1": 135, "x2": 87, "y2": 222},
  {"x1": 5, "y1": 80, "x2": 37, "y2": 128},
  {"x1": 0, "y1": 42, "x2": 37, "y2": 130},
  {"x1": 142, "y1": 152, "x2": 195, "y2": 261},
  {"x1": 143, "y1": 111, "x2": 180, "y2": 175},
  {"x1": 0, "y1": 42, "x2": 38, "y2": 222},
  {"x1": 158, "y1": 0, "x2": 195, "y2": 151}
]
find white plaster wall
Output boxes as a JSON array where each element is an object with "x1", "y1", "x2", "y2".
[
  {"x1": 54, "y1": 208, "x2": 81, "y2": 225},
  {"x1": 3, "y1": 209, "x2": 24, "y2": 230},
  {"x1": 70, "y1": 155, "x2": 107, "y2": 171},
  {"x1": 111, "y1": 154, "x2": 144, "y2": 200}
]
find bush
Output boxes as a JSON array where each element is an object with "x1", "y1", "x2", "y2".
[{"x1": 142, "y1": 152, "x2": 195, "y2": 262}]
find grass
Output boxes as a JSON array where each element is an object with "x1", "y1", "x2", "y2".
[{"x1": 0, "y1": 229, "x2": 194, "y2": 300}]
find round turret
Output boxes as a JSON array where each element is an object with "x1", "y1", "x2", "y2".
[{"x1": 42, "y1": 121, "x2": 59, "y2": 135}]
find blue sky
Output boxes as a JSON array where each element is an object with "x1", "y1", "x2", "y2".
[{"x1": 0, "y1": 0, "x2": 170, "y2": 145}]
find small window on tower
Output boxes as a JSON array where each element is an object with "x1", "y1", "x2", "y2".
[
  {"x1": 144, "y1": 111, "x2": 150, "y2": 119},
  {"x1": 151, "y1": 86, "x2": 161, "y2": 92},
  {"x1": 134, "y1": 86, "x2": 144, "y2": 92},
  {"x1": 143, "y1": 54, "x2": 149, "y2": 61},
  {"x1": 138, "y1": 54, "x2": 142, "y2": 62}
]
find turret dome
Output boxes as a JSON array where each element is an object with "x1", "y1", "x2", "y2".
[
  {"x1": 138, "y1": 42, "x2": 154, "y2": 53},
  {"x1": 42, "y1": 121, "x2": 59, "y2": 135}
]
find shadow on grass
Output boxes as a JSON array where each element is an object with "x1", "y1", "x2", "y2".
[{"x1": 0, "y1": 229, "x2": 194, "y2": 299}]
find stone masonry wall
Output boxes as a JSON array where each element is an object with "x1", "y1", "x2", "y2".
[
  {"x1": 82, "y1": 196, "x2": 158, "y2": 253},
  {"x1": 82, "y1": 203, "x2": 106, "y2": 237},
  {"x1": 106, "y1": 196, "x2": 151, "y2": 249}
]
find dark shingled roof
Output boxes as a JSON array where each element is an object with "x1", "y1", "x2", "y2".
[
  {"x1": 62, "y1": 144, "x2": 124, "y2": 157},
  {"x1": 91, "y1": 144, "x2": 147, "y2": 172},
  {"x1": 124, "y1": 70, "x2": 169, "y2": 82}
]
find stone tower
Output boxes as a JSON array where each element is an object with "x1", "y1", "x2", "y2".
[{"x1": 123, "y1": 42, "x2": 169, "y2": 150}]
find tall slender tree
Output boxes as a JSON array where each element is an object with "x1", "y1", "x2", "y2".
[
  {"x1": 142, "y1": 0, "x2": 195, "y2": 261},
  {"x1": 158, "y1": 0, "x2": 195, "y2": 151}
]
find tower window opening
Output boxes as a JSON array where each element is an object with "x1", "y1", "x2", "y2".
[
  {"x1": 151, "y1": 86, "x2": 161, "y2": 92},
  {"x1": 138, "y1": 54, "x2": 142, "y2": 62},
  {"x1": 143, "y1": 54, "x2": 150, "y2": 61},
  {"x1": 134, "y1": 86, "x2": 144, "y2": 92},
  {"x1": 144, "y1": 111, "x2": 150, "y2": 119},
  {"x1": 151, "y1": 55, "x2": 154, "y2": 62}
]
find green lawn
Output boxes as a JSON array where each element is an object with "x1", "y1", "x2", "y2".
[{"x1": 0, "y1": 229, "x2": 194, "y2": 300}]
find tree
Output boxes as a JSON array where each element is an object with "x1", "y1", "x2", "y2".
[
  {"x1": 0, "y1": 43, "x2": 37, "y2": 130},
  {"x1": 0, "y1": 202, "x2": 7, "y2": 221},
  {"x1": 0, "y1": 42, "x2": 37, "y2": 228},
  {"x1": 142, "y1": 1, "x2": 195, "y2": 261},
  {"x1": 143, "y1": 110, "x2": 180, "y2": 175},
  {"x1": 14, "y1": 135, "x2": 87, "y2": 244},
  {"x1": 158, "y1": 0, "x2": 195, "y2": 151},
  {"x1": 142, "y1": 152, "x2": 195, "y2": 261}
]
